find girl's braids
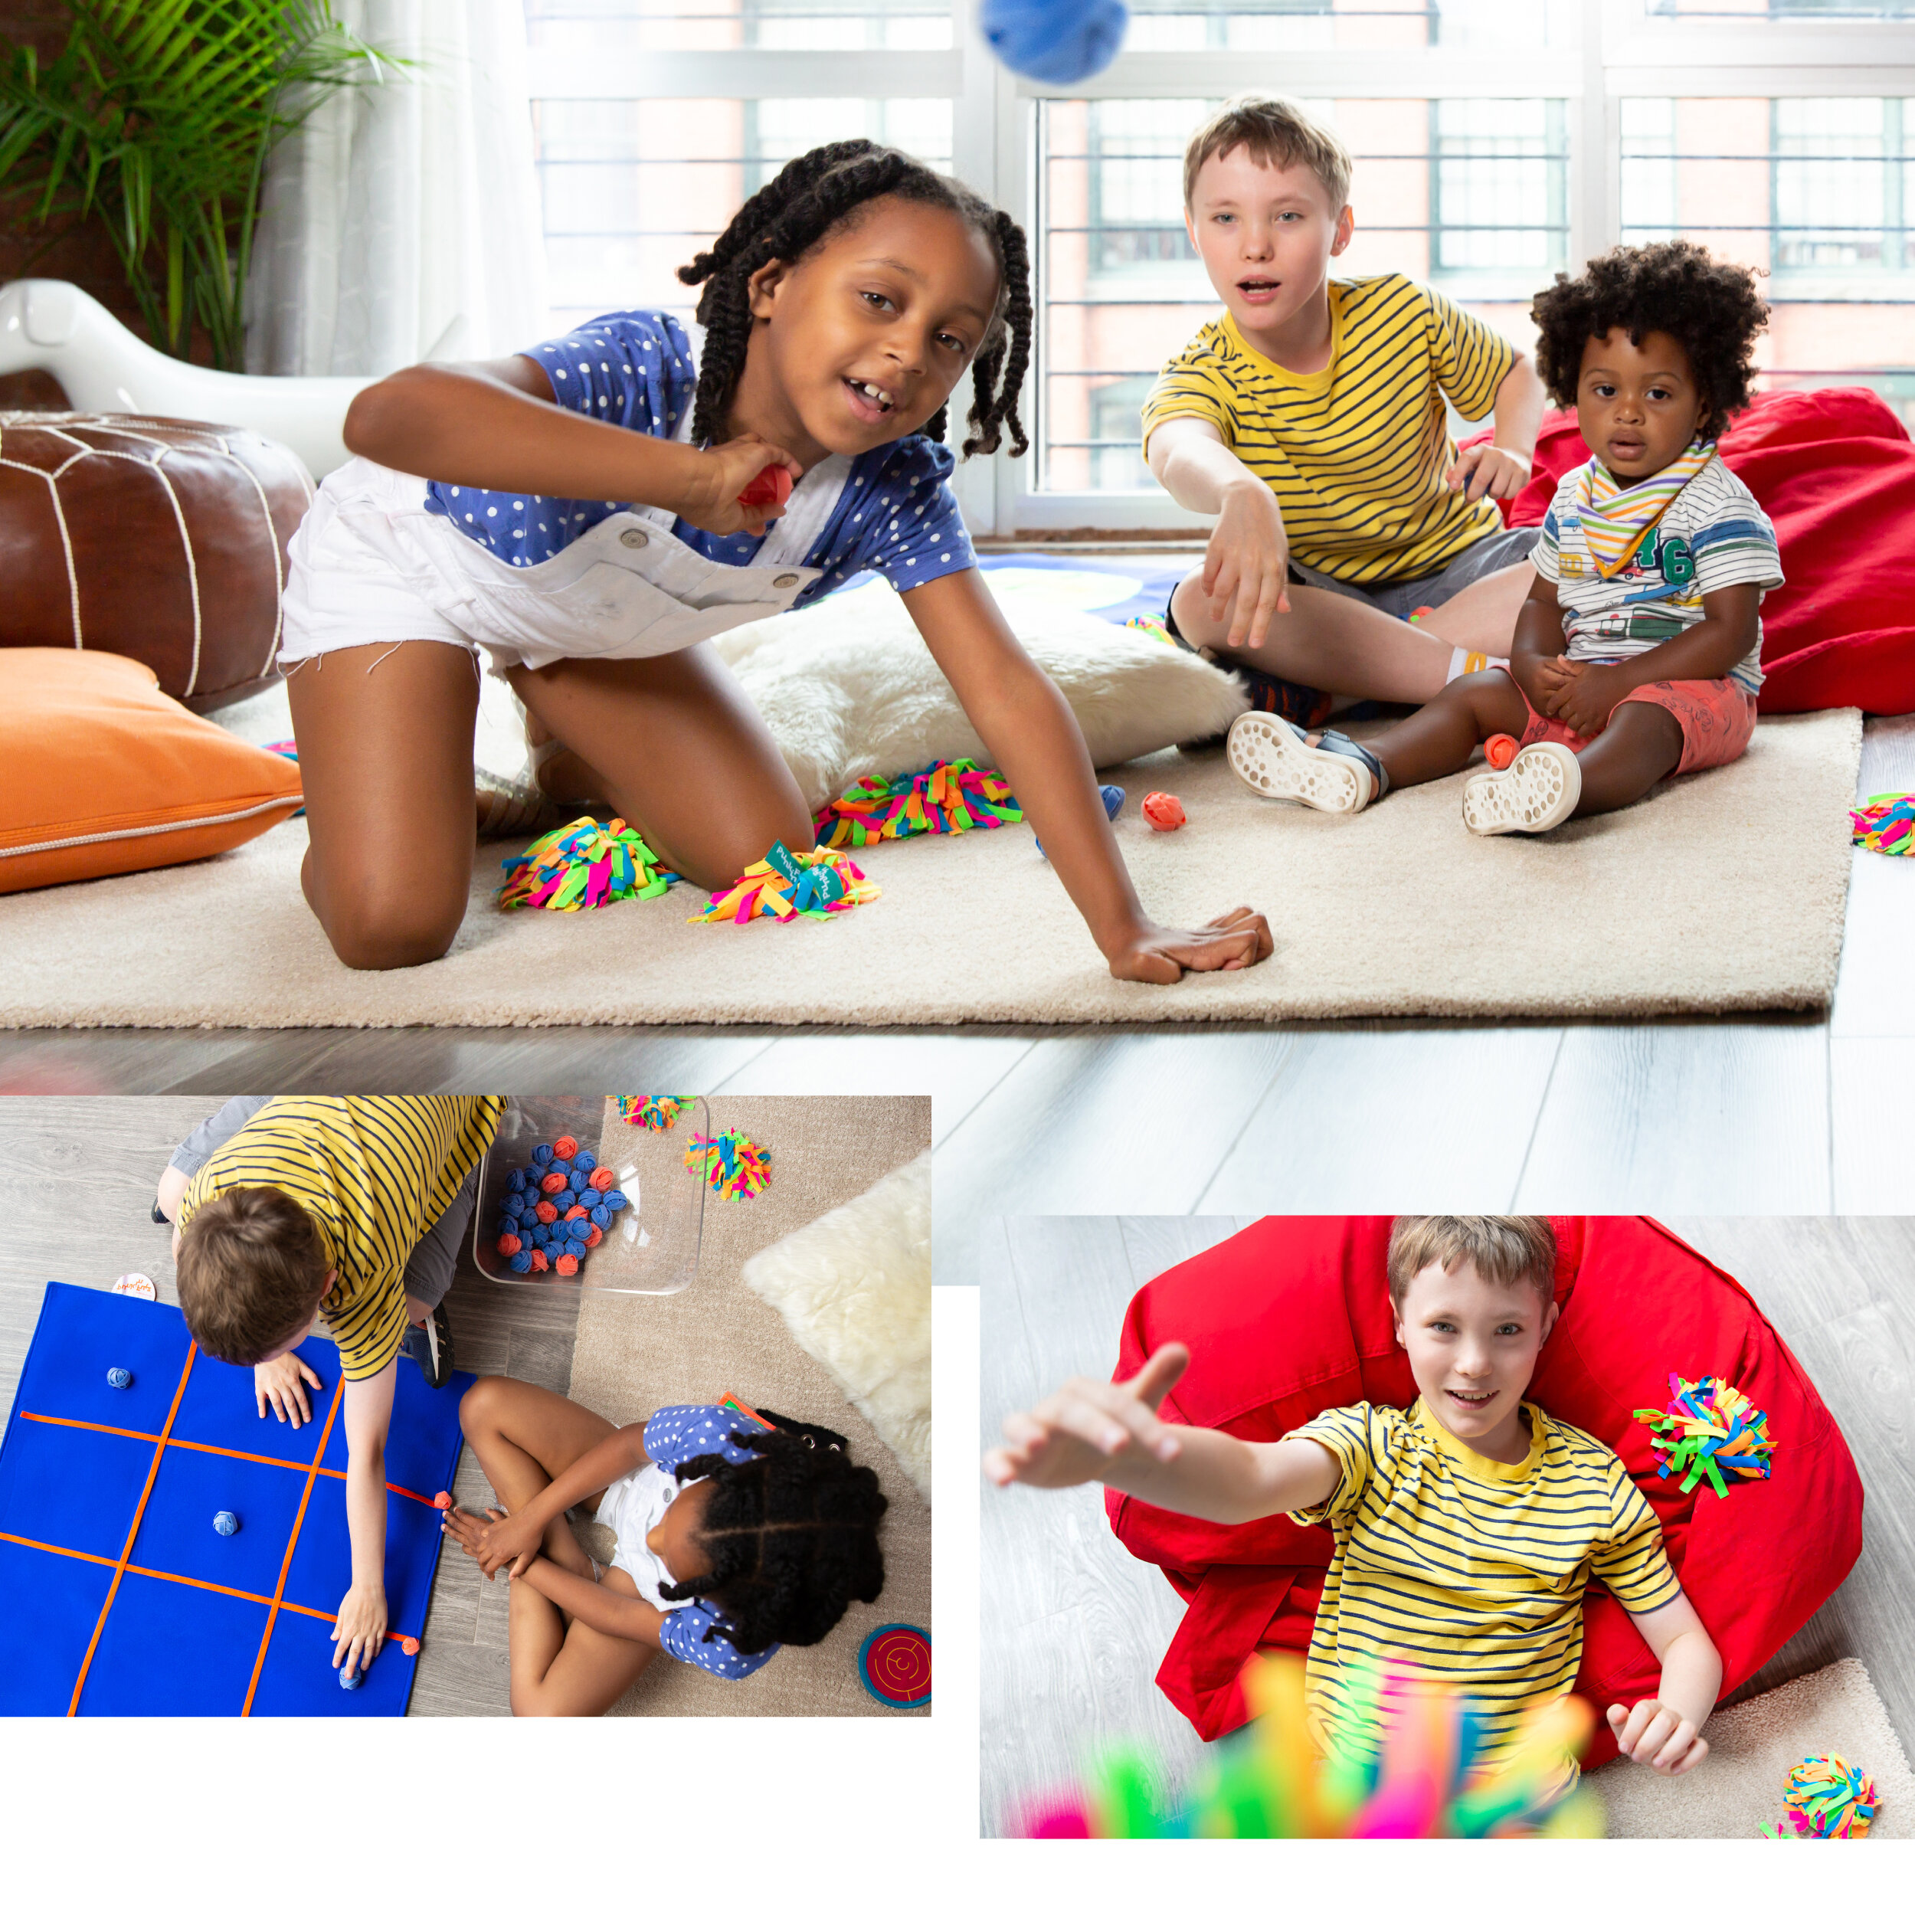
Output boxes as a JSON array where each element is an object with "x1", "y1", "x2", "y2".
[
  {"x1": 1530, "y1": 239, "x2": 1769, "y2": 441},
  {"x1": 677, "y1": 139, "x2": 1031, "y2": 460},
  {"x1": 659, "y1": 1408, "x2": 889, "y2": 1654}
]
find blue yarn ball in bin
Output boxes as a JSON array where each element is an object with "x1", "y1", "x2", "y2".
[{"x1": 981, "y1": 0, "x2": 1128, "y2": 85}]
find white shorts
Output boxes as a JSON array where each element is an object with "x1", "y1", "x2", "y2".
[{"x1": 280, "y1": 457, "x2": 829, "y2": 675}]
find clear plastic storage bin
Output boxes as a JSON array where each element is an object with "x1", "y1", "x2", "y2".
[{"x1": 471, "y1": 1095, "x2": 708, "y2": 1295}]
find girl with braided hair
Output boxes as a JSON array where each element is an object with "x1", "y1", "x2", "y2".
[
  {"x1": 443, "y1": 1375, "x2": 889, "y2": 1714},
  {"x1": 288, "y1": 139, "x2": 1271, "y2": 981}
]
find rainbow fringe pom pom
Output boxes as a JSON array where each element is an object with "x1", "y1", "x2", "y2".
[
  {"x1": 1851, "y1": 793, "x2": 1915, "y2": 856},
  {"x1": 1762, "y1": 1754, "x2": 1878, "y2": 1839},
  {"x1": 499, "y1": 817, "x2": 673, "y2": 912},
  {"x1": 687, "y1": 844, "x2": 878, "y2": 925},
  {"x1": 1633, "y1": 1372, "x2": 1776, "y2": 1499},
  {"x1": 1017, "y1": 1652, "x2": 1602, "y2": 1840},
  {"x1": 685, "y1": 1131, "x2": 771, "y2": 1201},
  {"x1": 813, "y1": 758, "x2": 1024, "y2": 848},
  {"x1": 617, "y1": 1095, "x2": 689, "y2": 1133}
]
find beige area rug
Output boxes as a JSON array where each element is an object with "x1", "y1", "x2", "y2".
[
  {"x1": 1590, "y1": 1659, "x2": 1913, "y2": 1838},
  {"x1": 0, "y1": 710, "x2": 1860, "y2": 1025},
  {"x1": 563, "y1": 1095, "x2": 933, "y2": 1718}
]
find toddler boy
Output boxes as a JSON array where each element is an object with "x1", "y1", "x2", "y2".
[
  {"x1": 986, "y1": 1214, "x2": 1722, "y2": 1786},
  {"x1": 1144, "y1": 97, "x2": 1547, "y2": 721},
  {"x1": 158, "y1": 1094, "x2": 504, "y2": 1675}
]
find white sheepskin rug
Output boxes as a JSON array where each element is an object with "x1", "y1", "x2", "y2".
[
  {"x1": 712, "y1": 579, "x2": 1249, "y2": 810},
  {"x1": 738, "y1": 1148, "x2": 932, "y2": 1497}
]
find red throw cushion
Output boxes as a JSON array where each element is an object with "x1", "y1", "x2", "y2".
[
  {"x1": 1461, "y1": 388, "x2": 1915, "y2": 715},
  {"x1": 1105, "y1": 1217, "x2": 1863, "y2": 1760}
]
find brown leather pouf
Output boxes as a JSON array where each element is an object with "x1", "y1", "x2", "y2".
[{"x1": 0, "y1": 412, "x2": 315, "y2": 712}]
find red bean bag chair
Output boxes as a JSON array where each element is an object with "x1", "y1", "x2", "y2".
[
  {"x1": 1463, "y1": 388, "x2": 1915, "y2": 717},
  {"x1": 1104, "y1": 1216, "x2": 1864, "y2": 1765}
]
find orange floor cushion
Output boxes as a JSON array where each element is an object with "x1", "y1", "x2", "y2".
[{"x1": 0, "y1": 649, "x2": 304, "y2": 893}]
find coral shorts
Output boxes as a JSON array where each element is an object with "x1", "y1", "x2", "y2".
[{"x1": 1505, "y1": 663, "x2": 1758, "y2": 776}]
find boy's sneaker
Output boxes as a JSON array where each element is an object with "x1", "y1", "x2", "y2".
[
  {"x1": 1461, "y1": 742, "x2": 1581, "y2": 836},
  {"x1": 1226, "y1": 712, "x2": 1381, "y2": 813},
  {"x1": 403, "y1": 1304, "x2": 455, "y2": 1388}
]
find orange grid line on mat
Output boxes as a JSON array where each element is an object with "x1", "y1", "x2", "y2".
[
  {"x1": 0, "y1": 1530, "x2": 420, "y2": 1648},
  {"x1": 18, "y1": 1410, "x2": 443, "y2": 1505},
  {"x1": 65, "y1": 1342, "x2": 198, "y2": 1714}
]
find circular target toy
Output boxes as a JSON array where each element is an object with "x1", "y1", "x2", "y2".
[{"x1": 858, "y1": 1623, "x2": 931, "y2": 1708}]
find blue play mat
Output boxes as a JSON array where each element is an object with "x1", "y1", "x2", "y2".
[{"x1": 0, "y1": 1282, "x2": 470, "y2": 1716}]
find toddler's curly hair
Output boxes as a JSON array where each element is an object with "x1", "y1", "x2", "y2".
[{"x1": 1530, "y1": 241, "x2": 1769, "y2": 440}]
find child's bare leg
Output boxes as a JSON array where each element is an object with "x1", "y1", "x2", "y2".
[
  {"x1": 457, "y1": 1375, "x2": 622, "y2": 1579},
  {"x1": 1398, "y1": 562, "x2": 1534, "y2": 658},
  {"x1": 285, "y1": 640, "x2": 480, "y2": 970},
  {"x1": 1172, "y1": 575, "x2": 1458, "y2": 703},
  {"x1": 1359, "y1": 670, "x2": 1532, "y2": 788},
  {"x1": 1571, "y1": 702, "x2": 1684, "y2": 818},
  {"x1": 509, "y1": 1564, "x2": 658, "y2": 1717},
  {"x1": 506, "y1": 643, "x2": 813, "y2": 889}
]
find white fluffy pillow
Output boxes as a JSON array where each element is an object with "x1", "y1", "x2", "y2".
[{"x1": 711, "y1": 579, "x2": 1248, "y2": 811}]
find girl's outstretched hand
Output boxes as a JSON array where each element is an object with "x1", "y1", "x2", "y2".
[
  {"x1": 442, "y1": 1501, "x2": 542, "y2": 1580},
  {"x1": 1107, "y1": 907, "x2": 1274, "y2": 983},
  {"x1": 1606, "y1": 1698, "x2": 1709, "y2": 1776},
  {"x1": 676, "y1": 436, "x2": 805, "y2": 539},
  {"x1": 985, "y1": 1343, "x2": 1191, "y2": 1491}
]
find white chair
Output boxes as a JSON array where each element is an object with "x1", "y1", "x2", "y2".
[{"x1": 0, "y1": 278, "x2": 381, "y2": 481}]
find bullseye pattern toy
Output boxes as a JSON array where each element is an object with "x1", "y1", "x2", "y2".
[
  {"x1": 495, "y1": 1144, "x2": 630, "y2": 1277},
  {"x1": 813, "y1": 758, "x2": 1023, "y2": 848},
  {"x1": 688, "y1": 843, "x2": 877, "y2": 925},
  {"x1": 617, "y1": 1095, "x2": 690, "y2": 1133},
  {"x1": 1851, "y1": 793, "x2": 1915, "y2": 856},
  {"x1": 1761, "y1": 1754, "x2": 1878, "y2": 1839},
  {"x1": 685, "y1": 1131, "x2": 771, "y2": 1202},
  {"x1": 498, "y1": 817, "x2": 674, "y2": 912},
  {"x1": 859, "y1": 1623, "x2": 931, "y2": 1708},
  {"x1": 1633, "y1": 1373, "x2": 1776, "y2": 1498},
  {"x1": 1018, "y1": 1652, "x2": 1602, "y2": 1839}
]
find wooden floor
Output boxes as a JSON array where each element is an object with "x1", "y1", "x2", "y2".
[
  {"x1": 0, "y1": 1095, "x2": 581, "y2": 1718},
  {"x1": 2, "y1": 710, "x2": 1906, "y2": 1282},
  {"x1": 977, "y1": 1213, "x2": 1915, "y2": 1837}
]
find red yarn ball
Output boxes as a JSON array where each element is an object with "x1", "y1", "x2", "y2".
[
  {"x1": 1142, "y1": 791, "x2": 1186, "y2": 830},
  {"x1": 584, "y1": 1224, "x2": 604, "y2": 1248},
  {"x1": 564, "y1": 1203, "x2": 588, "y2": 1220},
  {"x1": 529, "y1": 1249, "x2": 549, "y2": 1272},
  {"x1": 555, "y1": 1253, "x2": 580, "y2": 1276},
  {"x1": 541, "y1": 1172, "x2": 565, "y2": 1194},
  {"x1": 496, "y1": 1233, "x2": 522, "y2": 1258},
  {"x1": 553, "y1": 1135, "x2": 579, "y2": 1161},
  {"x1": 535, "y1": 1200, "x2": 558, "y2": 1223},
  {"x1": 589, "y1": 1166, "x2": 615, "y2": 1190}
]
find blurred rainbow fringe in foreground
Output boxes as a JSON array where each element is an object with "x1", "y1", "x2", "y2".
[{"x1": 1018, "y1": 1653, "x2": 1603, "y2": 1839}]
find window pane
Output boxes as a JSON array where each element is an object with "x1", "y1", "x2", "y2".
[
  {"x1": 1121, "y1": 1, "x2": 1576, "y2": 51},
  {"x1": 532, "y1": 97, "x2": 952, "y2": 334},
  {"x1": 1647, "y1": 1, "x2": 1915, "y2": 18},
  {"x1": 1619, "y1": 97, "x2": 1915, "y2": 431},
  {"x1": 1036, "y1": 97, "x2": 1568, "y2": 493},
  {"x1": 523, "y1": 0, "x2": 954, "y2": 53}
]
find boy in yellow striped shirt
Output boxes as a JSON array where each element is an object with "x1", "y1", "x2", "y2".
[
  {"x1": 157, "y1": 1095, "x2": 506, "y2": 1678},
  {"x1": 1143, "y1": 97, "x2": 1548, "y2": 722},
  {"x1": 986, "y1": 1215, "x2": 1724, "y2": 1787}
]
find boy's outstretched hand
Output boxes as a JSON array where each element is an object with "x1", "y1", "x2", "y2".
[
  {"x1": 985, "y1": 1342, "x2": 1190, "y2": 1490},
  {"x1": 1606, "y1": 1698, "x2": 1709, "y2": 1776},
  {"x1": 1107, "y1": 909, "x2": 1275, "y2": 983},
  {"x1": 332, "y1": 1583, "x2": 387, "y2": 1678},
  {"x1": 255, "y1": 1353, "x2": 322, "y2": 1426}
]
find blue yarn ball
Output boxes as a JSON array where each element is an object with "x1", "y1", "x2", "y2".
[
  {"x1": 213, "y1": 1511, "x2": 239, "y2": 1536},
  {"x1": 532, "y1": 1144, "x2": 554, "y2": 1165},
  {"x1": 509, "y1": 1250, "x2": 533, "y2": 1274},
  {"x1": 506, "y1": 1167, "x2": 526, "y2": 1193},
  {"x1": 578, "y1": 1187, "x2": 602, "y2": 1207},
  {"x1": 980, "y1": 0, "x2": 1128, "y2": 84},
  {"x1": 576, "y1": 1149, "x2": 597, "y2": 1169},
  {"x1": 339, "y1": 1665, "x2": 363, "y2": 1691},
  {"x1": 565, "y1": 1239, "x2": 587, "y2": 1259},
  {"x1": 591, "y1": 1204, "x2": 613, "y2": 1229},
  {"x1": 503, "y1": 1190, "x2": 527, "y2": 1214},
  {"x1": 106, "y1": 1367, "x2": 131, "y2": 1389},
  {"x1": 604, "y1": 1189, "x2": 628, "y2": 1211},
  {"x1": 496, "y1": 1215, "x2": 519, "y2": 1237},
  {"x1": 554, "y1": 1190, "x2": 576, "y2": 1211}
]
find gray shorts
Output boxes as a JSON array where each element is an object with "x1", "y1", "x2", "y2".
[
  {"x1": 169, "y1": 1096, "x2": 476, "y2": 1313},
  {"x1": 1287, "y1": 522, "x2": 1540, "y2": 622}
]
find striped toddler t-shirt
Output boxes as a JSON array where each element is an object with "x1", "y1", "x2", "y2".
[
  {"x1": 1533, "y1": 453, "x2": 1782, "y2": 696},
  {"x1": 1285, "y1": 1397, "x2": 1680, "y2": 1779},
  {"x1": 1140, "y1": 274, "x2": 1516, "y2": 585},
  {"x1": 178, "y1": 1095, "x2": 505, "y2": 1380}
]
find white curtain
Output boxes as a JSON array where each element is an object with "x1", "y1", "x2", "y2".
[{"x1": 244, "y1": 1, "x2": 548, "y2": 378}]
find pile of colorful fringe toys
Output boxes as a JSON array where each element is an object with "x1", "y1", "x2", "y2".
[
  {"x1": 1851, "y1": 794, "x2": 1915, "y2": 856},
  {"x1": 616, "y1": 1098, "x2": 771, "y2": 1204}
]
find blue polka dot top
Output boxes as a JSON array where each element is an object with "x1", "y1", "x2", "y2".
[{"x1": 420, "y1": 311, "x2": 976, "y2": 608}]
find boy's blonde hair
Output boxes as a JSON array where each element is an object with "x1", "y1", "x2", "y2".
[
  {"x1": 1386, "y1": 1216, "x2": 1557, "y2": 1312},
  {"x1": 176, "y1": 1186, "x2": 330, "y2": 1365},
  {"x1": 1183, "y1": 95, "x2": 1353, "y2": 214}
]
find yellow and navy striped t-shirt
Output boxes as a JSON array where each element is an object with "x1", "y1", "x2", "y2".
[
  {"x1": 179, "y1": 1095, "x2": 505, "y2": 1380},
  {"x1": 1141, "y1": 274, "x2": 1517, "y2": 585},
  {"x1": 1285, "y1": 1397, "x2": 1679, "y2": 1776}
]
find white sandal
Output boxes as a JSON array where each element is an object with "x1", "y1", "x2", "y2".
[
  {"x1": 1226, "y1": 711, "x2": 1377, "y2": 813},
  {"x1": 1461, "y1": 742, "x2": 1582, "y2": 836}
]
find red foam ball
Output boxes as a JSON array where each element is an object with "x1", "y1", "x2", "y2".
[
  {"x1": 564, "y1": 1203, "x2": 588, "y2": 1220},
  {"x1": 496, "y1": 1233, "x2": 522, "y2": 1258},
  {"x1": 738, "y1": 463, "x2": 793, "y2": 509},
  {"x1": 541, "y1": 1171, "x2": 565, "y2": 1194},
  {"x1": 589, "y1": 1166, "x2": 615, "y2": 1190},
  {"x1": 400, "y1": 1636, "x2": 420, "y2": 1656},
  {"x1": 552, "y1": 1135, "x2": 579, "y2": 1161},
  {"x1": 1142, "y1": 791, "x2": 1186, "y2": 830},
  {"x1": 535, "y1": 1200, "x2": 558, "y2": 1223},
  {"x1": 555, "y1": 1253, "x2": 580, "y2": 1276},
  {"x1": 1485, "y1": 732, "x2": 1519, "y2": 770},
  {"x1": 432, "y1": 1491, "x2": 452, "y2": 1511},
  {"x1": 584, "y1": 1224, "x2": 604, "y2": 1248},
  {"x1": 529, "y1": 1249, "x2": 549, "y2": 1272}
]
